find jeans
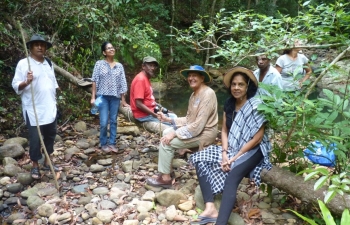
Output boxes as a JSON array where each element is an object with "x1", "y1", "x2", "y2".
[
  {"x1": 98, "y1": 95, "x2": 120, "y2": 146},
  {"x1": 26, "y1": 112, "x2": 56, "y2": 161},
  {"x1": 136, "y1": 113, "x2": 177, "y2": 126}
]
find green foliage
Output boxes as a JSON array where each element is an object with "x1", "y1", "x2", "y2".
[
  {"x1": 288, "y1": 200, "x2": 350, "y2": 225},
  {"x1": 173, "y1": 1, "x2": 350, "y2": 68}
]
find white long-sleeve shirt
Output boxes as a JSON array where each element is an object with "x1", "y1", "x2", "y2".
[{"x1": 12, "y1": 57, "x2": 58, "y2": 126}]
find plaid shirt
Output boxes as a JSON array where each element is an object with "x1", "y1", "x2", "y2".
[{"x1": 189, "y1": 97, "x2": 272, "y2": 194}]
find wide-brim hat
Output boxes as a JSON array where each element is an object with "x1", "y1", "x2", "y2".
[
  {"x1": 26, "y1": 34, "x2": 52, "y2": 49},
  {"x1": 223, "y1": 66, "x2": 258, "y2": 88},
  {"x1": 180, "y1": 65, "x2": 212, "y2": 83}
]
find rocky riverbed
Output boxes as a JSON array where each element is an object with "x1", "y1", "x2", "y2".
[{"x1": 0, "y1": 115, "x2": 301, "y2": 225}]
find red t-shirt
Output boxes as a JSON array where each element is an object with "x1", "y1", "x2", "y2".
[{"x1": 130, "y1": 71, "x2": 156, "y2": 118}]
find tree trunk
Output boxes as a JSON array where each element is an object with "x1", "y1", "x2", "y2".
[{"x1": 261, "y1": 166, "x2": 350, "y2": 216}]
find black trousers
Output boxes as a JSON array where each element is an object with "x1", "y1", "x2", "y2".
[
  {"x1": 196, "y1": 149, "x2": 263, "y2": 225},
  {"x1": 26, "y1": 112, "x2": 57, "y2": 161}
]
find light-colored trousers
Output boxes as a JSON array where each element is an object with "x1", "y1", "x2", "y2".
[{"x1": 158, "y1": 127, "x2": 200, "y2": 174}]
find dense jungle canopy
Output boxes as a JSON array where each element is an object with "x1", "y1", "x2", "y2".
[{"x1": 1, "y1": 0, "x2": 350, "y2": 222}]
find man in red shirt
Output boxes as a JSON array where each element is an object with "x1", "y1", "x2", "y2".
[{"x1": 130, "y1": 56, "x2": 164, "y2": 123}]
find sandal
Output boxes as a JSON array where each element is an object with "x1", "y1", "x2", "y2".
[
  {"x1": 42, "y1": 164, "x2": 61, "y2": 172},
  {"x1": 31, "y1": 167, "x2": 41, "y2": 180}
]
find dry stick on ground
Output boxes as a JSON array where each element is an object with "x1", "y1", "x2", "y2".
[{"x1": 18, "y1": 21, "x2": 60, "y2": 191}]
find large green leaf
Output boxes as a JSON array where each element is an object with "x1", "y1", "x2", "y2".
[
  {"x1": 341, "y1": 209, "x2": 350, "y2": 225},
  {"x1": 287, "y1": 209, "x2": 318, "y2": 225},
  {"x1": 314, "y1": 176, "x2": 328, "y2": 190},
  {"x1": 318, "y1": 200, "x2": 336, "y2": 225}
]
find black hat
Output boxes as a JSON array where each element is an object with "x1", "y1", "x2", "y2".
[{"x1": 26, "y1": 34, "x2": 52, "y2": 49}]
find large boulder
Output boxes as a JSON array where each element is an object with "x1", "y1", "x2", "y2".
[
  {"x1": 0, "y1": 143, "x2": 25, "y2": 159},
  {"x1": 155, "y1": 189, "x2": 187, "y2": 207},
  {"x1": 3, "y1": 137, "x2": 28, "y2": 147}
]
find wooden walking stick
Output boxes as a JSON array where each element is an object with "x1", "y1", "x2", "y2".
[{"x1": 18, "y1": 21, "x2": 60, "y2": 191}]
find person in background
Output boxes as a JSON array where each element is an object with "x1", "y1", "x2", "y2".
[
  {"x1": 189, "y1": 67, "x2": 272, "y2": 225},
  {"x1": 275, "y1": 40, "x2": 312, "y2": 91},
  {"x1": 91, "y1": 41, "x2": 128, "y2": 153},
  {"x1": 254, "y1": 53, "x2": 283, "y2": 96},
  {"x1": 12, "y1": 34, "x2": 60, "y2": 179},
  {"x1": 146, "y1": 65, "x2": 218, "y2": 188}
]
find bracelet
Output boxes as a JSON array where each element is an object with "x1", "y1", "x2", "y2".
[{"x1": 222, "y1": 149, "x2": 228, "y2": 153}]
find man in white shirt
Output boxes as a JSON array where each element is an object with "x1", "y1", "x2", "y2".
[
  {"x1": 12, "y1": 34, "x2": 59, "y2": 179},
  {"x1": 253, "y1": 54, "x2": 283, "y2": 96}
]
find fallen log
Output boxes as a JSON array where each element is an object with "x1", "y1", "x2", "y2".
[{"x1": 261, "y1": 166, "x2": 350, "y2": 216}]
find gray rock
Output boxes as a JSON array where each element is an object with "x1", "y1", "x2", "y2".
[
  {"x1": 258, "y1": 201, "x2": 271, "y2": 209},
  {"x1": 117, "y1": 126, "x2": 140, "y2": 136},
  {"x1": 81, "y1": 212, "x2": 90, "y2": 220},
  {"x1": 3, "y1": 137, "x2": 28, "y2": 147},
  {"x1": 83, "y1": 129, "x2": 99, "y2": 137},
  {"x1": 17, "y1": 172, "x2": 34, "y2": 185},
  {"x1": 97, "y1": 158, "x2": 113, "y2": 166},
  {"x1": 144, "y1": 183, "x2": 163, "y2": 192},
  {"x1": 141, "y1": 191, "x2": 156, "y2": 201},
  {"x1": 156, "y1": 190, "x2": 187, "y2": 207},
  {"x1": 137, "y1": 201, "x2": 154, "y2": 212},
  {"x1": 57, "y1": 212, "x2": 72, "y2": 221},
  {"x1": 37, "y1": 186, "x2": 58, "y2": 197},
  {"x1": 84, "y1": 148, "x2": 96, "y2": 154},
  {"x1": 112, "y1": 182, "x2": 130, "y2": 191},
  {"x1": 137, "y1": 212, "x2": 150, "y2": 221},
  {"x1": 6, "y1": 183, "x2": 23, "y2": 193},
  {"x1": 0, "y1": 176, "x2": 11, "y2": 185},
  {"x1": 37, "y1": 203, "x2": 54, "y2": 217},
  {"x1": 85, "y1": 203, "x2": 98, "y2": 217},
  {"x1": 0, "y1": 143, "x2": 25, "y2": 158},
  {"x1": 261, "y1": 210, "x2": 276, "y2": 224},
  {"x1": 21, "y1": 187, "x2": 39, "y2": 198},
  {"x1": 78, "y1": 196, "x2": 92, "y2": 205},
  {"x1": 165, "y1": 205, "x2": 177, "y2": 221},
  {"x1": 99, "y1": 200, "x2": 117, "y2": 210},
  {"x1": 0, "y1": 189, "x2": 3, "y2": 198},
  {"x1": 228, "y1": 213, "x2": 245, "y2": 225},
  {"x1": 132, "y1": 160, "x2": 142, "y2": 170},
  {"x1": 90, "y1": 164, "x2": 105, "y2": 172},
  {"x1": 109, "y1": 187, "x2": 126, "y2": 199},
  {"x1": 237, "y1": 191, "x2": 250, "y2": 201},
  {"x1": 65, "y1": 146, "x2": 81, "y2": 155},
  {"x1": 172, "y1": 159, "x2": 187, "y2": 168},
  {"x1": 76, "y1": 138, "x2": 90, "y2": 149},
  {"x1": 122, "y1": 220, "x2": 139, "y2": 225},
  {"x1": 179, "y1": 179, "x2": 197, "y2": 195},
  {"x1": 92, "y1": 217, "x2": 103, "y2": 225},
  {"x1": 124, "y1": 175, "x2": 131, "y2": 183},
  {"x1": 74, "y1": 121, "x2": 87, "y2": 132},
  {"x1": 4, "y1": 197, "x2": 26, "y2": 205},
  {"x1": 117, "y1": 173, "x2": 125, "y2": 180},
  {"x1": 6, "y1": 213, "x2": 25, "y2": 224},
  {"x1": 72, "y1": 184, "x2": 89, "y2": 193},
  {"x1": 92, "y1": 187, "x2": 109, "y2": 195},
  {"x1": 3, "y1": 157, "x2": 18, "y2": 166},
  {"x1": 3, "y1": 164, "x2": 22, "y2": 177},
  {"x1": 121, "y1": 161, "x2": 133, "y2": 173},
  {"x1": 96, "y1": 209, "x2": 113, "y2": 223},
  {"x1": 27, "y1": 195, "x2": 45, "y2": 210},
  {"x1": 49, "y1": 213, "x2": 58, "y2": 224}
]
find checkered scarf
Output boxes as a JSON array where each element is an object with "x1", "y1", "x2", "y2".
[{"x1": 189, "y1": 97, "x2": 272, "y2": 194}]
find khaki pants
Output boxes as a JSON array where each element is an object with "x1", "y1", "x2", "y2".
[{"x1": 158, "y1": 127, "x2": 200, "y2": 174}]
